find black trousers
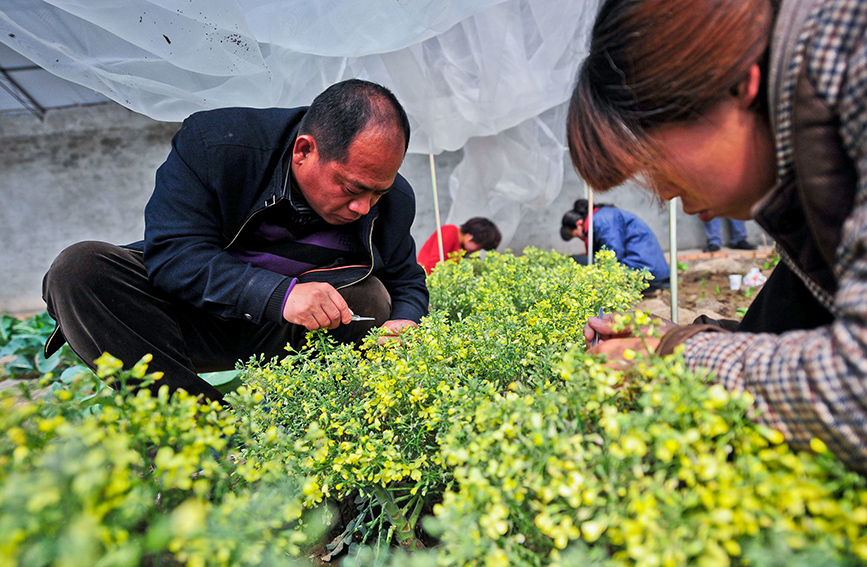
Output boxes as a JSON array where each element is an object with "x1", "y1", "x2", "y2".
[{"x1": 42, "y1": 241, "x2": 393, "y2": 401}]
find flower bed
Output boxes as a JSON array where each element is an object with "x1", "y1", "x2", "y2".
[{"x1": 1, "y1": 248, "x2": 865, "y2": 566}]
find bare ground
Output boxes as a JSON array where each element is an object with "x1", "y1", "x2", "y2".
[{"x1": 636, "y1": 246, "x2": 776, "y2": 324}]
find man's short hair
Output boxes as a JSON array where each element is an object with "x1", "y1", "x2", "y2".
[
  {"x1": 298, "y1": 79, "x2": 411, "y2": 163},
  {"x1": 460, "y1": 217, "x2": 502, "y2": 250}
]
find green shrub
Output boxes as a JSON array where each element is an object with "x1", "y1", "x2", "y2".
[
  {"x1": 0, "y1": 311, "x2": 85, "y2": 381},
  {"x1": 3, "y1": 248, "x2": 866, "y2": 567},
  {"x1": 428, "y1": 348, "x2": 867, "y2": 566},
  {"x1": 233, "y1": 249, "x2": 645, "y2": 555},
  {"x1": 0, "y1": 357, "x2": 327, "y2": 567},
  {"x1": 238, "y1": 248, "x2": 867, "y2": 566}
]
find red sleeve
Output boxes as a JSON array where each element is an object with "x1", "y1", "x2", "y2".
[{"x1": 417, "y1": 225, "x2": 460, "y2": 274}]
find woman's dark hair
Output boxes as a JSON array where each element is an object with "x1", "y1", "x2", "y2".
[
  {"x1": 560, "y1": 210, "x2": 584, "y2": 241},
  {"x1": 460, "y1": 217, "x2": 502, "y2": 250},
  {"x1": 567, "y1": 0, "x2": 774, "y2": 191},
  {"x1": 298, "y1": 79, "x2": 411, "y2": 163},
  {"x1": 560, "y1": 199, "x2": 613, "y2": 240}
]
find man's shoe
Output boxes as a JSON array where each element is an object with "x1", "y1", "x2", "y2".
[
  {"x1": 729, "y1": 240, "x2": 757, "y2": 250},
  {"x1": 702, "y1": 244, "x2": 721, "y2": 252}
]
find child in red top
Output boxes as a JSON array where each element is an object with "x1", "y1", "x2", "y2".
[{"x1": 417, "y1": 217, "x2": 501, "y2": 274}]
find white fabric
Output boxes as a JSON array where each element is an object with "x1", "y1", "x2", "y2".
[{"x1": 0, "y1": 0, "x2": 599, "y2": 245}]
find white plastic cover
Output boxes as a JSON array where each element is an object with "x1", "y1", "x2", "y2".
[{"x1": 0, "y1": 0, "x2": 599, "y2": 244}]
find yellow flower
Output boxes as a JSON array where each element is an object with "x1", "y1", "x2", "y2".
[
  {"x1": 581, "y1": 519, "x2": 607, "y2": 543},
  {"x1": 170, "y1": 499, "x2": 208, "y2": 537},
  {"x1": 810, "y1": 437, "x2": 828, "y2": 454}
]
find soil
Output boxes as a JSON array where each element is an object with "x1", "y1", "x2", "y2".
[{"x1": 635, "y1": 246, "x2": 776, "y2": 324}]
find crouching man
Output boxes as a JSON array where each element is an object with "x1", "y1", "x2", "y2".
[{"x1": 43, "y1": 79, "x2": 429, "y2": 402}]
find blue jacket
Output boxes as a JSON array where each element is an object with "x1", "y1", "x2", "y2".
[
  {"x1": 585, "y1": 207, "x2": 669, "y2": 282},
  {"x1": 128, "y1": 107, "x2": 429, "y2": 325}
]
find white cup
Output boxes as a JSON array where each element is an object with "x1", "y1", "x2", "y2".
[{"x1": 729, "y1": 274, "x2": 742, "y2": 291}]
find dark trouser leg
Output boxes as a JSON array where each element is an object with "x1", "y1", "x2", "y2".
[
  {"x1": 43, "y1": 241, "x2": 225, "y2": 401},
  {"x1": 44, "y1": 242, "x2": 394, "y2": 401},
  {"x1": 738, "y1": 260, "x2": 833, "y2": 333}
]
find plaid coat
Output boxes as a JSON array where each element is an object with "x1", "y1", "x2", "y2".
[{"x1": 679, "y1": 0, "x2": 867, "y2": 473}]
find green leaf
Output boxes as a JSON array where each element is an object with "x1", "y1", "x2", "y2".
[
  {"x1": 199, "y1": 370, "x2": 243, "y2": 394},
  {"x1": 60, "y1": 365, "x2": 93, "y2": 384},
  {"x1": 35, "y1": 350, "x2": 61, "y2": 374}
]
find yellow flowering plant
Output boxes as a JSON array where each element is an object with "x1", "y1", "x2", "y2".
[
  {"x1": 238, "y1": 248, "x2": 867, "y2": 566},
  {"x1": 4, "y1": 247, "x2": 866, "y2": 567},
  {"x1": 427, "y1": 347, "x2": 867, "y2": 566},
  {"x1": 0, "y1": 356, "x2": 327, "y2": 567},
  {"x1": 233, "y1": 249, "x2": 649, "y2": 556}
]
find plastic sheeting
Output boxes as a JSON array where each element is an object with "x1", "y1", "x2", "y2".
[{"x1": 0, "y1": 0, "x2": 600, "y2": 244}]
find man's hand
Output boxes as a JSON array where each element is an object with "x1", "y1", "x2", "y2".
[
  {"x1": 282, "y1": 282, "x2": 353, "y2": 330},
  {"x1": 377, "y1": 319, "x2": 417, "y2": 345}
]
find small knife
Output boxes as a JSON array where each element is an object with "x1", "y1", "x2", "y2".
[{"x1": 589, "y1": 307, "x2": 604, "y2": 348}]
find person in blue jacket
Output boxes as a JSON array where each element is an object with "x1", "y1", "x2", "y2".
[
  {"x1": 561, "y1": 199, "x2": 670, "y2": 292},
  {"x1": 42, "y1": 79, "x2": 429, "y2": 402}
]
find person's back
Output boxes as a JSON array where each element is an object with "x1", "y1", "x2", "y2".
[
  {"x1": 561, "y1": 200, "x2": 668, "y2": 289},
  {"x1": 595, "y1": 207, "x2": 669, "y2": 282}
]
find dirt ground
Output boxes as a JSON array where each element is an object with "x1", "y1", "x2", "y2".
[{"x1": 636, "y1": 246, "x2": 776, "y2": 324}]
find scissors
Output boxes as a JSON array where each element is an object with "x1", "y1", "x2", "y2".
[
  {"x1": 589, "y1": 307, "x2": 604, "y2": 348},
  {"x1": 350, "y1": 314, "x2": 376, "y2": 322}
]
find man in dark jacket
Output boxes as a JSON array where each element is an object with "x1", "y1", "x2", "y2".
[{"x1": 42, "y1": 79, "x2": 429, "y2": 401}]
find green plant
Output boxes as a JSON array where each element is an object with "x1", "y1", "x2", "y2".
[
  {"x1": 4, "y1": 248, "x2": 867, "y2": 567},
  {"x1": 426, "y1": 347, "x2": 867, "y2": 566},
  {"x1": 236, "y1": 249, "x2": 867, "y2": 566},
  {"x1": 763, "y1": 252, "x2": 781, "y2": 271},
  {"x1": 0, "y1": 356, "x2": 328, "y2": 566},
  {"x1": 0, "y1": 312, "x2": 86, "y2": 381},
  {"x1": 236, "y1": 249, "x2": 647, "y2": 559},
  {"x1": 2, "y1": 310, "x2": 244, "y2": 396}
]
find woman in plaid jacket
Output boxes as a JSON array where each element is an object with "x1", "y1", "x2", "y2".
[{"x1": 570, "y1": 0, "x2": 867, "y2": 473}]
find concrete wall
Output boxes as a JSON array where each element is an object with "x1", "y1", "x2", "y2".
[
  {"x1": 1, "y1": 104, "x2": 181, "y2": 314},
  {"x1": 1, "y1": 102, "x2": 766, "y2": 315}
]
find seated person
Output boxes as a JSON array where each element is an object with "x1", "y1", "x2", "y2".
[
  {"x1": 417, "y1": 217, "x2": 501, "y2": 274},
  {"x1": 561, "y1": 199, "x2": 670, "y2": 291},
  {"x1": 42, "y1": 79, "x2": 429, "y2": 402}
]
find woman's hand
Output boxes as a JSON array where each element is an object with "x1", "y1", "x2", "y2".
[
  {"x1": 586, "y1": 337, "x2": 661, "y2": 363},
  {"x1": 584, "y1": 312, "x2": 633, "y2": 345},
  {"x1": 584, "y1": 311, "x2": 678, "y2": 362}
]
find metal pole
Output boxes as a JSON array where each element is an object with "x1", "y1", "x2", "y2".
[
  {"x1": 429, "y1": 152, "x2": 445, "y2": 264},
  {"x1": 669, "y1": 198, "x2": 678, "y2": 323}
]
